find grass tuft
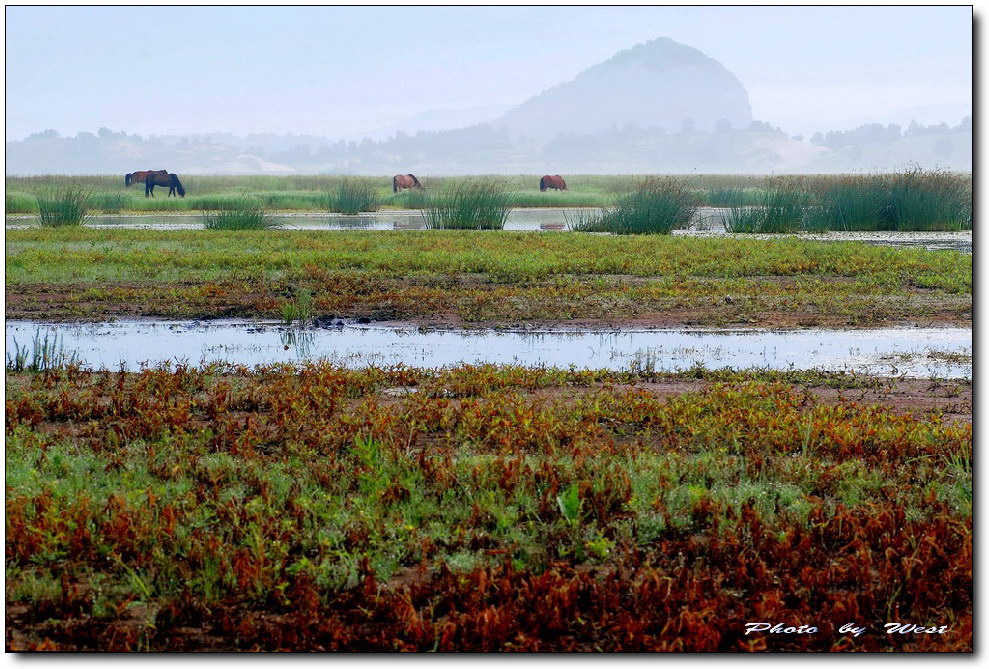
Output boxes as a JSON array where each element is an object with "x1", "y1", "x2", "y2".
[
  {"x1": 324, "y1": 178, "x2": 380, "y2": 214},
  {"x1": 721, "y1": 178, "x2": 808, "y2": 233},
  {"x1": 422, "y1": 180, "x2": 514, "y2": 230},
  {"x1": 281, "y1": 285, "x2": 314, "y2": 325},
  {"x1": 36, "y1": 188, "x2": 90, "y2": 227},
  {"x1": 570, "y1": 177, "x2": 696, "y2": 235}
]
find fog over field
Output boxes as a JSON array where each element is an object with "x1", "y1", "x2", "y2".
[{"x1": 5, "y1": 6, "x2": 972, "y2": 174}]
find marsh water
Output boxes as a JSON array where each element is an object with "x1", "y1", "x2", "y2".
[
  {"x1": 6, "y1": 320, "x2": 972, "y2": 379},
  {"x1": 6, "y1": 209, "x2": 972, "y2": 252}
]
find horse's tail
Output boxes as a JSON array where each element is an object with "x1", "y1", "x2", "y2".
[
  {"x1": 172, "y1": 174, "x2": 185, "y2": 197},
  {"x1": 410, "y1": 174, "x2": 421, "y2": 188},
  {"x1": 540, "y1": 176, "x2": 547, "y2": 192},
  {"x1": 125, "y1": 173, "x2": 132, "y2": 187},
  {"x1": 393, "y1": 175, "x2": 399, "y2": 193}
]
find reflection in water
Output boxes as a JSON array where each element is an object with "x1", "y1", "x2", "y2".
[
  {"x1": 4, "y1": 320, "x2": 972, "y2": 379},
  {"x1": 280, "y1": 328, "x2": 315, "y2": 358},
  {"x1": 333, "y1": 215, "x2": 374, "y2": 230}
]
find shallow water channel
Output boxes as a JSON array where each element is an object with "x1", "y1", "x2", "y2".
[
  {"x1": 6, "y1": 320, "x2": 972, "y2": 379},
  {"x1": 6, "y1": 209, "x2": 971, "y2": 252}
]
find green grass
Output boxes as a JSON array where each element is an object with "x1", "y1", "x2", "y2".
[
  {"x1": 36, "y1": 188, "x2": 90, "y2": 227},
  {"x1": 5, "y1": 228, "x2": 970, "y2": 326},
  {"x1": 6, "y1": 228, "x2": 970, "y2": 288},
  {"x1": 6, "y1": 192, "x2": 37, "y2": 214},
  {"x1": 202, "y1": 198, "x2": 279, "y2": 230},
  {"x1": 422, "y1": 180, "x2": 514, "y2": 230},
  {"x1": 569, "y1": 177, "x2": 696, "y2": 234}
]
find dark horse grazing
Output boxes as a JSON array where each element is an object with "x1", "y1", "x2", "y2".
[
  {"x1": 144, "y1": 172, "x2": 186, "y2": 198},
  {"x1": 393, "y1": 174, "x2": 422, "y2": 193},
  {"x1": 125, "y1": 170, "x2": 168, "y2": 187},
  {"x1": 540, "y1": 175, "x2": 568, "y2": 192}
]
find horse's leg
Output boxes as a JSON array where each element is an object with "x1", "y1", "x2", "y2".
[{"x1": 146, "y1": 181, "x2": 154, "y2": 198}]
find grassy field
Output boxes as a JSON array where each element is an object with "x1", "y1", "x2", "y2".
[
  {"x1": 5, "y1": 229, "x2": 971, "y2": 326},
  {"x1": 5, "y1": 363, "x2": 972, "y2": 650}
]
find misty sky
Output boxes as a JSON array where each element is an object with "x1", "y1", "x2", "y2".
[{"x1": 5, "y1": 5, "x2": 972, "y2": 141}]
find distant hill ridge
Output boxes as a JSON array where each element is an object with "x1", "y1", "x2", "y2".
[
  {"x1": 493, "y1": 37, "x2": 753, "y2": 139},
  {"x1": 4, "y1": 37, "x2": 971, "y2": 175}
]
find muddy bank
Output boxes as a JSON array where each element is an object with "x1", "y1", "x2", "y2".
[{"x1": 4, "y1": 278, "x2": 972, "y2": 329}]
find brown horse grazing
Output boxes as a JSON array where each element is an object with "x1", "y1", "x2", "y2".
[
  {"x1": 540, "y1": 175, "x2": 568, "y2": 192},
  {"x1": 144, "y1": 172, "x2": 186, "y2": 198},
  {"x1": 125, "y1": 170, "x2": 168, "y2": 187},
  {"x1": 393, "y1": 174, "x2": 422, "y2": 193}
]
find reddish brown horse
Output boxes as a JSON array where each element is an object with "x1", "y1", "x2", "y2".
[
  {"x1": 540, "y1": 175, "x2": 568, "y2": 192},
  {"x1": 393, "y1": 174, "x2": 422, "y2": 192},
  {"x1": 144, "y1": 172, "x2": 186, "y2": 198},
  {"x1": 125, "y1": 170, "x2": 168, "y2": 187}
]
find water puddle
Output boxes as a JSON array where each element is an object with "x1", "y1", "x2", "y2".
[
  {"x1": 6, "y1": 209, "x2": 969, "y2": 252},
  {"x1": 5, "y1": 320, "x2": 972, "y2": 378}
]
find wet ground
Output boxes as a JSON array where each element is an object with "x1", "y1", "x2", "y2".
[
  {"x1": 6, "y1": 319, "x2": 971, "y2": 378},
  {"x1": 6, "y1": 209, "x2": 971, "y2": 252}
]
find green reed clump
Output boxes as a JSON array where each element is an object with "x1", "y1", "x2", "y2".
[
  {"x1": 884, "y1": 168, "x2": 971, "y2": 231},
  {"x1": 422, "y1": 180, "x2": 514, "y2": 230},
  {"x1": 6, "y1": 330, "x2": 79, "y2": 372},
  {"x1": 36, "y1": 188, "x2": 90, "y2": 227},
  {"x1": 721, "y1": 178, "x2": 808, "y2": 233},
  {"x1": 324, "y1": 178, "x2": 380, "y2": 214},
  {"x1": 90, "y1": 192, "x2": 130, "y2": 213},
  {"x1": 280, "y1": 285, "x2": 314, "y2": 324},
  {"x1": 570, "y1": 177, "x2": 696, "y2": 235},
  {"x1": 805, "y1": 169, "x2": 971, "y2": 232},
  {"x1": 803, "y1": 178, "x2": 881, "y2": 231},
  {"x1": 202, "y1": 198, "x2": 279, "y2": 230}
]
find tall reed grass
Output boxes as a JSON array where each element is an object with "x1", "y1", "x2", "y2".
[
  {"x1": 721, "y1": 178, "x2": 808, "y2": 233},
  {"x1": 202, "y1": 198, "x2": 279, "y2": 230},
  {"x1": 324, "y1": 178, "x2": 380, "y2": 214},
  {"x1": 803, "y1": 169, "x2": 971, "y2": 232},
  {"x1": 568, "y1": 177, "x2": 695, "y2": 235},
  {"x1": 421, "y1": 181, "x2": 514, "y2": 230},
  {"x1": 881, "y1": 168, "x2": 971, "y2": 231},
  {"x1": 36, "y1": 188, "x2": 90, "y2": 227}
]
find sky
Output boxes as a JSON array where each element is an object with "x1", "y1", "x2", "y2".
[{"x1": 4, "y1": 5, "x2": 973, "y2": 141}]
